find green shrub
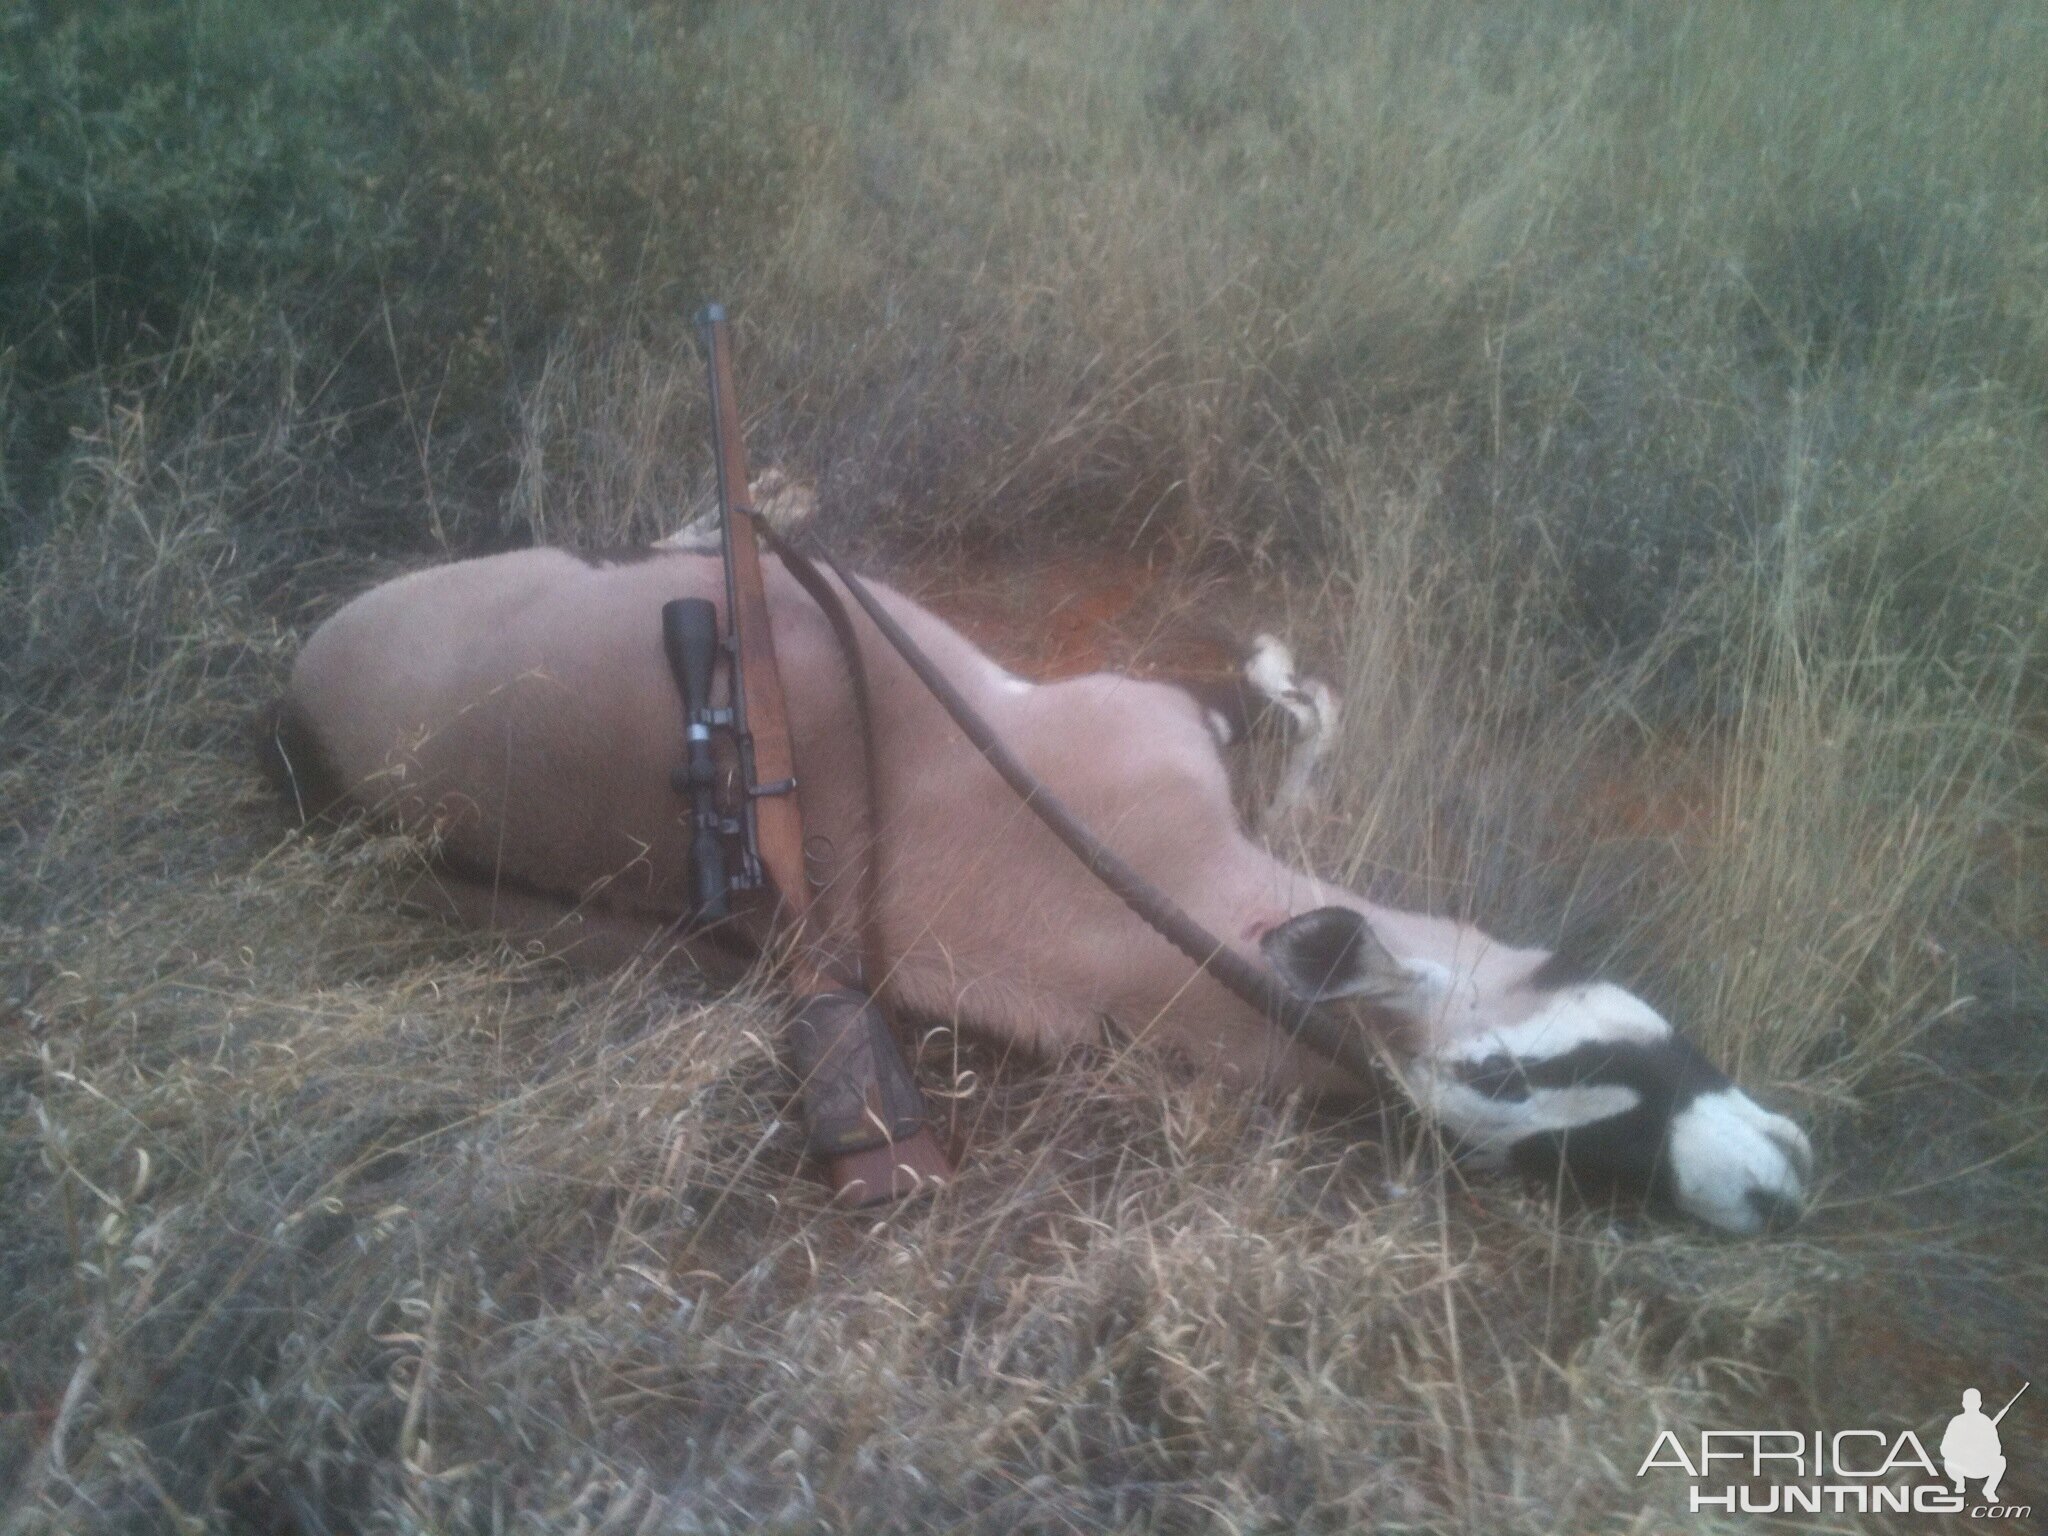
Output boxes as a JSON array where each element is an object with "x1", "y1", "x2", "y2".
[
  {"x1": 0, "y1": 0, "x2": 398, "y2": 548},
  {"x1": 1, "y1": 0, "x2": 821, "y2": 550},
  {"x1": 4, "y1": 0, "x2": 2043, "y2": 666},
  {"x1": 0, "y1": 0, "x2": 389, "y2": 385}
]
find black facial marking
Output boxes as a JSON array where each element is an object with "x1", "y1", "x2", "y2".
[
  {"x1": 1517, "y1": 1034, "x2": 1729, "y2": 1103},
  {"x1": 1448, "y1": 1054, "x2": 1534, "y2": 1102},
  {"x1": 1492, "y1": 1035, "x2": 1734, "y2": 1211},
  {"x1": 1176, "y1": 674, "x2": 1258, "y2": 749},
  {"x1": 1508, "y1": 1108, "x2": 1674, "y2": 1208},
  {"x1": 1180, "y1": 635, "x2": 1333, "y2": 747},
  {"x1": 1527, "y1": 929, "x2": 1608, "y2": 991},
  {"x1": 1745, "y1": 1187, "x2": 1803, "y2": 1233}
]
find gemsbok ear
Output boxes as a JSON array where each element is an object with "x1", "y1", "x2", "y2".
[{"x1": 1260, "y1": 907, "x2": 1413, "y2": 1002}]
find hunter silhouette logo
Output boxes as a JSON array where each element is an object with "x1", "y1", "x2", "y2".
[
  {"x1": 1941, "y1": 1384, "x2": 2024, "y2": 1503},
  {"x1": 1638, "y1": 1380, "x2": 2032, "y2": 1519}
]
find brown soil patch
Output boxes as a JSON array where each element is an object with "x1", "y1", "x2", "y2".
[{"x1": 902, "y1": 552, "x2": 1261, "y2": 685}]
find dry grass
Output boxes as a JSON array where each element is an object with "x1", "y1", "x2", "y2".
[
  {"x1": 0, "y1": 683, "x2": 1842, "y2": 1532},
  {"x1": 5, "y1": 3, "x2": 2047, "y2": 1532},
  {"x1": 1299, "y1": 432, "x2": 2035, "y2": 1095}
]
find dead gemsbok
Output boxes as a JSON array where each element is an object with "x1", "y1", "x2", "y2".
[{"x1": 266, "y1": 533, "x2": 1813, "y2": 1233}]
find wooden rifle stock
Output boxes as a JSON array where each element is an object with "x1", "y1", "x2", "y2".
[
  {"x1": 701, "y1": 309, "x2": 797, "y2": 909},
  {"x1": 694, "y1": 306, "x2": 951, "y2": 1204}
]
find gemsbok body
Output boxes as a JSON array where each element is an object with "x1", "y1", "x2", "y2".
[{"x1": 269, "y1": 544, "x2": 1813, "y2": 1233}]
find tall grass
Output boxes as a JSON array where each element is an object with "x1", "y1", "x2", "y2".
[
  {"x1": 723, "y1": 3, "x2": 2048, "y2": 637},
  {"x1": 1305, "y1": 428, "x2": 2029, "y2": 1106},
  {"x1": 3, "y1": 3, "x2": 2044, "y2": 1531}
]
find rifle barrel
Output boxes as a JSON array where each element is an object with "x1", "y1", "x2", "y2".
[{"x1": 696, "y1": 310, "x2": 813, "y2": 938}]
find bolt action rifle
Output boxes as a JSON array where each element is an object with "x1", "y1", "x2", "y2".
[{"x1": 662, "y1": 304, "x2": 951, "y2": 1204}]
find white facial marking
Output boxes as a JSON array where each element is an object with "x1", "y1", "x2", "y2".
[
  {"x1": 1244, "y1": 634, "x2": 1297, "y2": 700},
  {"x1": 1666, "y1": 1088, "x2": 1812, "y2": 1233},
  {"x1": 1300, "y1": 924, "x2": 1814, "y2": 1234},
  {"x1": 1438, "y1": 981, "x2": 1672, "y2": 1066},
  {"x1": 1298, "y1": 676, "x2": 1338, "y2": 739},
  {"x1": 1244, "y1": 633, "x2": 1331, "y2": 739},
  {"x1": 1399, "y1": 1062, "x2": 1642, "y2": 1163}
]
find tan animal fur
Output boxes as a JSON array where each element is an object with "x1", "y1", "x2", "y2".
[{"x1": 277, "y1": 546, "x2": 1813, "y2": 1232}]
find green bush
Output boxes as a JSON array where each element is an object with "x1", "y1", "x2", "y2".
[
  {"x1": 0, "y1": 0, "x2": 389, "y2": 385},
  {"x1": 3, "y1": 0, "x2": 2042, "y2": 668},
  {"x1": 0, "y1": 0, "x2": 397, "y2": 546},
  {"x1": 0, "y1": 0, "x2": 816, "y2": 548}
]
